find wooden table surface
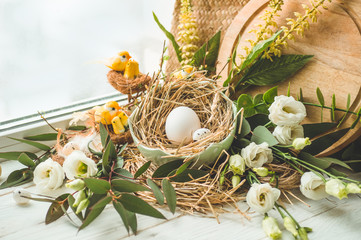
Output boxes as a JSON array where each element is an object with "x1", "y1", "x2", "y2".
[{"x1": 1, "y1": 159, "x2": 361, "y2": 240}]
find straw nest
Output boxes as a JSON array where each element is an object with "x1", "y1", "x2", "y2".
[
  {"x1": 107, "y1": 70, "x2": 151, "y2": 95},
  {"x1": 131, "y1": 74, "x2": 234, "y2": 157}
]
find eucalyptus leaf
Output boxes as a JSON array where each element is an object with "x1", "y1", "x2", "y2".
[
  {"x1": 99, "y1": 123, "x2": 110, "y2": 147},
  {"x1": 170, "y1": 169, "x2": 208, "y2": 182},
  {"x1": 162, "y1": 179, "x2": 177, "y2": 214},
  {"x1": 45, "y1": 194, "x2": 70, "y2": 225},
  {"x1": 18, "y1": 153, "x2": 35, "y2": 167},
  {"x1": 327, "y1": 167, "x2": 348, "y2": 177},
  {"x1": 152, "y1": 159, "x2": 184, "y2": 178},
  {"x1": 79, "y1": 203, "x2": 106, "y2": 231},
  {"x1": 153, "y1": 12, "x2": 182, "y2": 62},
  {"x1": 68, "y1": 195, "x2": 84, "y2": 221},
  {"x1": 0, "y1": 169, "x2": 33, "y2": 189},
  {"x1": 0, "y1": 151, "x2": 37, "y2": 161},
  {"x1": 113, "y1": 168, "x2": 134, "y2": 180},
  {"x1": 111, "y1": 179, "x2": 150, "y2": 193},
  {"x1": 298, "y1": 152, "x2": 331, "y2": 169},
  {"x1": 253, "y1": 94, "x2": 268, "y2": 115},
  {"x1": 8, "y1": 137, "x2": 51, "y2": 151},
  {"x1": 238, "y1": 55, "x2": 313, "y2": 88},
  {"x1": 251, "y1": 126, "x2": 278, "y2": 146},
  {"x1": 113, "y1": 201, "x2": 130, "y2": 233},
  {"x1": 103, "y1": 140, "x2": 116, "y2": 174},
  {"x1": 175, "y1": 161, "x2": 192, "y2": 175},
  {"x1": 303, "y1": 122, "x2": 336, "y2": 139},
  {"x1": 238, "y1": 117, "x2": 251, "y2": 138},
  {"x1": 263, "y1": 86, "x2": 278, "y2": 104},
  {"x1": 134, "y1": 161, "x2": 151, "y2": 179},
  {"x1": 24, "y1": 133, "x2": 58, "y2": 141},
  {"x1": 239, "y1": 30, "x2": 282, "y2": 71},
  {"x1": 84, "y1": 178, "x2": 111, "y2": 194},
  {"x1": 68, "y1": 125, "x2": 87, "y2": 131},
  {"x1": 91, "y1": 196, "x2": 112, "y2": 210},
  {"x1": 146, "y1": 179, "x2": 165, "y2": 205},
  {"x1": 118, "y1": 194, "x2": 166, "y2": 219},
  {"x1": 237, "y1": 94, "x2": 256, "y2": 117},
  {"x1": 84, "y1": 194, "x2": 107, "y2": 218},
  {"x1": 246, "y1": 114, "x2": 270, "y2": 130},
  {"x1": 319, "y1": 157, "x2": 351, "y2": 170}
]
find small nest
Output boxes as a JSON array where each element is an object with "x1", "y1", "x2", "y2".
[
  {"x1": 131, "y1": 74, "x2": 234, "y2": 156},
  {"x1": 107, "y1": 70, "x2": 151, "y2": 95},
  {"x1": 110, "y1": 130, "x2": 133, "y2": 145}
]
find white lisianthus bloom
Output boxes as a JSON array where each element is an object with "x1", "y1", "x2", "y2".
[
  {"x1": 229, "y1": 154, "x2": 245, "y2": 175},
  {"x1": 241, "y1": 142, "x2": 273, "y2": 168},
  {"x1": 268, "y1": 95, "x2": 306, "y2": 126},
  {"x1": 33, "y1": 159, "x2": 65, "y2": 191},
  {"x1": 63, "y1": 150, "x2": 98, "y2": 180},
  {"x1": 300, "y1": 172, "x2": 328, "y2": 200},
  {"x1": 273, "y1": 125, "x2": 304, "y2": 145},
  {"x1": 325, "y1": 179, "x2": 348, "y2": 200},
  {"x1": 246, "y1": 183, "x2": 280, "y2": 214},
  {"x1": 262, "y1": 216, "x2": 282, "y2": 239}
]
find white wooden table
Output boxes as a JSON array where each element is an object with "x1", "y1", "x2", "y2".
[{"x1": 1, "y1": 159, "x2": 361, "y2": 240}]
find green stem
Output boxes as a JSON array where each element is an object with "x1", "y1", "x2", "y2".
[
  {"x1": 277, "y1": 203, "x2": 301, "y2": 229},
  {"x1": 274, "y1": 203, "x2": 286, "y2": 218},
  {"x1": 303, "y1": 102, "x2": 358, "y2": 115}
]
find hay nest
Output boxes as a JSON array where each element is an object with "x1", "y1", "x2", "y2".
[
  {"x1": 110, "y1": 130, "x2": 133, "y2": 144},
  {"x1": 131, "y1": 74, "x2": 234, "y2": 157},
  {"x1": 107, "y1": 70, "x2": 151, "y2": 95}
]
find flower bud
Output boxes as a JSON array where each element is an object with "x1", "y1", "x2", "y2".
[
  {"x1": 298, "y1": 227, "x2": 309, "y2": 240},
  {"x1": 346, "y1": 183, "x2": 361, "y2": 194},
  {"x1": 253, "y1": 167, "x2": 269, "y2": 177},
  {"x1": 231, "y1": 175, "x2": 241, "y2": 188},
  {"x1": 325, "y1": 179, "x2": 348, "y2": 200},
  {"x1": 65, "y1": 179, "x2": 85, "y2": 191},
  {"x1": 262, "y1": 216, "x2": 282, "y2": 239},
  {"x1": 76, "y1": 199, "x2": 90, "y2": 214},
  {"x1": 219, "y1": 175, "x2": 225, "y2": 186},
  {"x1": 283, "y1": 216, "x2": 298, "y2": 237},
  {"x1": 292, "y1": 137, "x2": 311, "y2": 150},
  {"x1": 73, "y1": 190, "x2": 86, "y2": 208},
  {"x1": 229, "y1": 154, "x2": 245, "y2": 175}
]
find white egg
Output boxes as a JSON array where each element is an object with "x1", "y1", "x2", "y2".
[
  {"x1": 192, "y1": 128, "x2": 211, "y2": 141},
  {"x1": 165, "y1": 106, "x2": 201, "y2": 144},
  {"x1": 13, "y1": 188, "x2": 31, "y2": 205}
]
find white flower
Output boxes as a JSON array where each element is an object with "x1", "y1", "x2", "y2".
[
  {"x1": 273, "y1": 125, "x2": 304, "y2": 145},
  {"x1": 268, "y1": 95, "x2": 306, "y2": 126},
  {"x1": 63, "y1": 150, "x2": 98, "y2": 180},
  {"x1": 229, "y1": 154, "x2": 245, "y2": 175},
  {"x1": 262, "y1": 216, "x2": 282, "y2": 239},
  {"x1": 241, "y1": 142, "x2": 273, "y2": 168},
  {"x1": 33, "y1": 159, "x2": 65, "y2": 191},
  {"x1": 283, "y1": 216, "x2": 298, "y2": 237},
  {"x1": 325, "y1": 179, "x2": 348, "y2": 200},
  {"x1": 346, "y1": 183, "x2": 361, "y2": 194},
  {"x1": 300, "y1": 172, "x2": 328, "y2": 200},
  {"x1": 292, "y1": 137, "x2": 311, "y2": 150},
  {"x1": 246, "y1": 183, "x2": 280, "y2": 214}
]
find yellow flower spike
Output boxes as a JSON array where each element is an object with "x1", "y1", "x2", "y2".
[
  {"x1": 124, "y1": 59, "x2": 139, "y2": 80},
  {"x1": 105, "y1": 51, "x2": 131, "y2": 72},
  {"x1": 111, "y1": 116, "x2": 125, "y2": 134}
]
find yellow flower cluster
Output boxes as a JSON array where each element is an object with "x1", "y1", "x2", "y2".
[
  {"x1": 265, "y1": 0, "x2": 332, "y2": 59},
  {"x1": 177, "y1": 0, "x2": 200, "y2": 66}
]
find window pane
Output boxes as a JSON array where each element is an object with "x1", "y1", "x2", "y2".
[{"x1": 0, "y1": 0, "x2": 174, "y2": 122}]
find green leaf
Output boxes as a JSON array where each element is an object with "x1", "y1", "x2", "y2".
[
  {"x1": 170, "y1": 169, "x2": 208, "y2": 182},
  {"x1": 87, "y1": 142, "x2": 103, "y2": 158},
  {"x1": 238, "y1": 117, "x2": 251, "y2": 138},
  {"x1": 237, "y1": 94, "x2": 256, "y2": 118},
  {"x1": 84, "y1": 178, "x2": 111, "y2": 194},
  {"x1": 99, "y1": 123, "x2": 110, "y2": 147},
  {"x1": 118, "y1": 193, "x2": 166, "y2": 219},
  {"x1": 251, "y1": 126, "x2": 278, "y2": 146},
  {"x1": 338, "y1": 94, "x2": 351, "y2": 128},
  {"x1": 0, "y1": 169, "x2": 33, "y2": 189},
  {"x1": 115, "y1": 157, "x2": 124, "y2": 169},
  {"x1": 18, "y1": 153, "x2": 35, "y2": 167},
  {"x1": 253, "y1": 94, "x2": 268, "y2": 115},
  {"x1": 134, "y1": 161, "x2": 151, "y2": 179},
  {"x1": 246, "y1": 114, "x2": 270, "y2": 130},
  {"x1": 319, "y1": 157, "x2": 351, "y2": 170},
  {"x1": 24, "y1": 133, "x2": 58, "y2": 141},
  {"x1": 302, "y1": 128, "x2": 350, "y2": 155},
  {"x1": 111, "y1": 179, "x2": 150, "y2": 192},
  {"x1": 153, "y1": 12, "x2": 182, "y2": 62},
  {"x1": 298, "y1": 152, "x2": 331, "y2": 169},
  {"x1": 45, "y1": 194, "x2": 70, "y2": 224},
  {"x1": 113, "y1": 201, "x2": 130, "y2": 233},
  {"x1": 192, "y1": 30, "x2": 221, "y2": 69},
  {"x1": 68, "y1": 195, "x2": 84, "y2": 221},
  {"x1": 146, "y1": 179, "x2": 164, "y2": 205},
  {"x1": 84, "y1": 194, "x2": 106, "y2": 218},
  {"x1": 299, "y1": 88, "x2": 304, "y2": 101},
  {"x1": 239, "y1": 30, "x2": 282, "y2": 72},
  {"x1": 175, "y1": 161, "x2": 192, "y2": 175},
  {"x1": 103, "y1": 140, "x2": 116, "y2": 173},
  {"x1": 331, "y1": 94, "x2": 336, "y2": 122},
  {"x1": 8, "y1": 137, "x2": 51, "y2": 151},
  {"x1": 91, "y1": 196, "x2": 112, "y2": 210},
  {"x1": 238, "y1": 55, "x2": 313, "y2": 88},
  {"x1": 68, "y1": 125, "x2": 87, "y2": 131},
  {"x1": 152, "y1": 159, "x2": 184, "y2": 178},
  {"x1": 79, "y1": 204, "x2": 106, "y2": 231},
  {"x1": 316, "y1": 87, "x2": 325, "y2": 107},
  {"x1": 263, "y1": 86, "x2": 278, "y2": 104},
  {"x1": 327, "y1": 167, "x2": 348, "y2": 177},
  {"x1": 0, "y1": 151, "x2": 37, "y2": 161},
  {"x1": 162, "y1": 179, "x2": 177, "y2": 214},
  {"x1": 113, "y1": 168, "x2": 134, "y2": 180},
  {"x1": 303, "y1": 122, "x2": 337, "y2": 139}
]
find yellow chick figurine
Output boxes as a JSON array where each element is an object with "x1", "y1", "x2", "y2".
[
  {"x1": 105, "y1": 51, "x2": 132, "y2": 72},
  {"x1": 173, "y1": 65, "x2": 195, "y2": 79},
  {"x1": 124, "y1": 59, "x2": 140, "y2": 80},
  {"x1": 93, "y1": 101, "x2": 129, "y2": 134}
]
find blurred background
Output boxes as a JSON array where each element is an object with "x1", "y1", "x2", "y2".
[{"x1": 0, "y1": 0, "x2": 174, "y2": 122}]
